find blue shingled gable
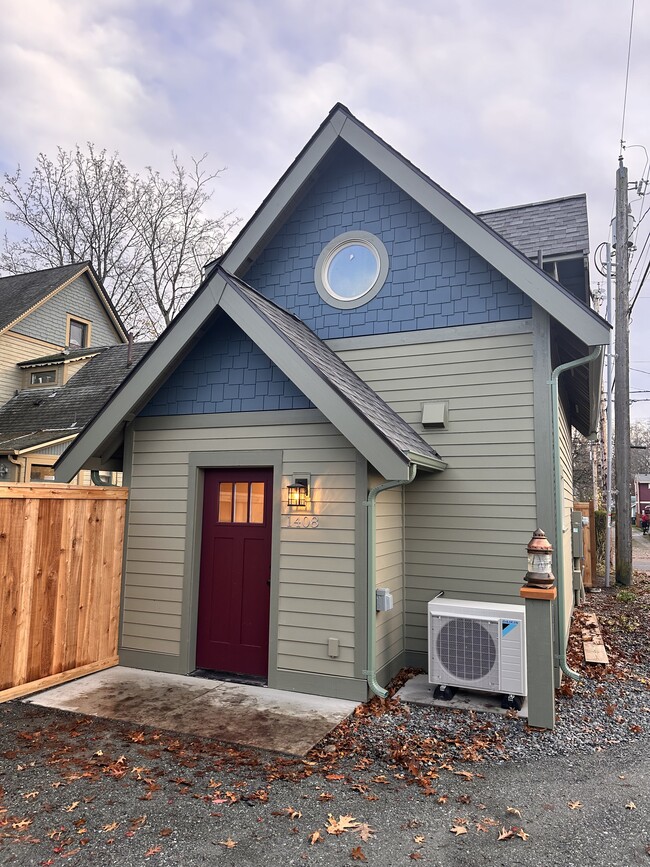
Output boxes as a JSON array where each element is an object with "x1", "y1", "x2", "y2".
[
  {"x1": 140, "y1": 315, "x2": 313, "y2": 417},
  {"x1": 244, "y1": 143, "x2": 531, "y2": 340}
]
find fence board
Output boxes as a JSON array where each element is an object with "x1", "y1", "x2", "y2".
[
  {"x1": 573, "y1": 501, "x2": 596, "y2": 588},
  {"x1": 0, "y1": 484, "x2": 127, "y2": 701}
]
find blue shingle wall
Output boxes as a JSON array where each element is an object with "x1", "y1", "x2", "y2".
[
  {"x1": 244, "y1": 145, "x2": 531, "y2": 339},
  {"x1": 140, "y1": 315, "x2": 313, "y2": 417}
]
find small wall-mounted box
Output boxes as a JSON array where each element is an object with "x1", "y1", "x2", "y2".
[
  {"x1": 376, "y1": 588, "x2": 394, "y2": 612},
  {"x1": 421, "y1": 401, "x2": 448, "y2": 429}
]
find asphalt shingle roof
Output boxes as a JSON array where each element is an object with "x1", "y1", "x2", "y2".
[
  {"x1": 0, "y1": 342, "x2": 152, "y2": 452},
  {"x1": 477, "y1": 195, "x2": 589, "y2": 260},
  {"x1": 0, "y1": 263, "x2": 90, "y2": 333},
  {"x1": 221, "y1": 269, "x2": 442, "y2": 465}
]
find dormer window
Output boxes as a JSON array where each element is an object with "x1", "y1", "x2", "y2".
[
  {"x1": 67, "y1": 316, "x2": 91, "y2": 348},
  {"x1": 30, "y1": 369, "x2": 57, "y2": 386}
]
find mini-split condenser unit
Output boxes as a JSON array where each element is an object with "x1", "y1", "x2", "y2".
[{"x1": 428, "y1": 598, "x2": 527, "y2": 698}]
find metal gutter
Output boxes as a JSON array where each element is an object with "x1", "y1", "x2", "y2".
[
  {"x1": 364, "y1": 464, "x2": 418, "y2": 698},
  {"x1": 550, "y1": 345, "x2": 603, "y2": 681}
]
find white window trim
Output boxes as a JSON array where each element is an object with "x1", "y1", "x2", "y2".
[{"x1": 314, "y1": 230, "x2": 389, "y2": 309}]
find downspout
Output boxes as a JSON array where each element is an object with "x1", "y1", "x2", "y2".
[
  {"x1": 550, "y1": 345, "x2": 603, "y2": 681},
  {"x1": 91, "y1": 469, "x2": 114, "y2": 486},
  {"x1": 364, "y1": 464, "x2": 418, "y2": 698},
  {"x1": 7, "y1": 454, "x2": 23, "y2": 482}
]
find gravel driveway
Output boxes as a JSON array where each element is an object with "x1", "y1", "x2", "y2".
[{"x1": 1, "y1": 570, "x2": 648, "y2": 866}]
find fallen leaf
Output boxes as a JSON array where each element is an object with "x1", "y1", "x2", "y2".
[
  {"x1": 309, "y1": 830, "x2": 324, "y2": 845},
  {"x1": 23, "y1": 791, "x2": 39, "y2": 800},
  {"x1": 516, "y1": 828, "x2": 530, "y2": 841},
  {"x1": 568, "y1": 801, "x2": 583, "y2": 810},
  {"x1": 12, "y1": 818, "x2": 33, "y2": 830},
  {"x1": 409, "y1": 853, "x2": 423, "y2": 861},
  {"x1": 218, "y1": 838, "x2": 237, "y2": 849},
  {"x1": 414, "y1": 835, "x2": 425, "y2": 843},
  {"x1": 144, "y1": 846, "x2": 161, "y2": 857},
  {"x1": 497, "y1": 827, "x2": 514, "y2": 841},
  {"x1": 625, "y1": 802, "x2": 636, "y2": 810},
  {"x1": 454, "y1": 770, "x2": 473, "y2": 780},
  {"x1": 102, "y1": 822, "x2": 119, "y2": 832},
  {"x1": 319, "y1": 792, "x2": 335, "y2": 801},
  {"x1": 327, "y1": 814, "x2": 361, "y2": 835},
  {"x1": 507, "y1": 807, "x2": 521, "y2": 818},
  {"x1": 351, "y1": 846, "x2": 367, "y2": 861},
  {"x1": 159, "y1": 828, "x2": 172, "y2": 838},
  {"x1": 449, "y1": 825, "x2": 468, "y2": 836},
  {"x1": 62, "y1": 802, "x2": 79, "y2": 813},
  {"x1": 357, "y1": 823, "x2": 376, "y2": 841}
]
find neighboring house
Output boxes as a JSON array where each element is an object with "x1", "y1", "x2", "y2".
[
  {"x1": 0, "y1": 343, "x2": 152, "y2": 483},
  {"x1": 634, "y1": 475, "x2": 650, "y2": 524},
  {"x1": 56, "y1": 105, "x2": 610, "y2": 717},
  {"x1": 0, "y1": 263, "x2": 128, "y2": 482}
]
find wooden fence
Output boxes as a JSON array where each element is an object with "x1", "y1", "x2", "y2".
[
  {"x1": 0, "y1": 484, "x2": 128, "y2": 702},
  {"x1": 574, "y1": 500, "x2": 596, "y2": 588}
]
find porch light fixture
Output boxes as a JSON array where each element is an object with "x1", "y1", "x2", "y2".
[
  {"x1": 287, "y1": 482, "x2": 307, "y2": 508},
  {"x1": 524, "y1": 528, "x2": 555, "y2": 589}
]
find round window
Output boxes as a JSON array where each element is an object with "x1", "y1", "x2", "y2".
[{"x1": 315, "y1": 231, "x2": 389, "y2": 309}]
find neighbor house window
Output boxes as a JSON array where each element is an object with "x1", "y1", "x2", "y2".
[
  {"x1": 67, "y1": 316, "x2": 90, "y2": 348},
  {"x1": 30, "y1": 369, "x2": 57, "y2": 385},
  {"x1": 315, "y1": 230, "x2": 389, "y2": 309},
  {"x1": 29, "y1": 464, "x2": 56, "y2": 482}
]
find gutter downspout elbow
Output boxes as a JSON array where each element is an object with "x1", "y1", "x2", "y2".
[
  {"x1": 550, "y1": 345, "x2": 603, "y2": 681},
  {"x1": 364, "y1": 464, "x2": 418, "y2": 699}
]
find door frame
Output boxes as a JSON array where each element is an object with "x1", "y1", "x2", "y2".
[{"x1": 180, "y1": 450, "x2": 283, "y2": 685}]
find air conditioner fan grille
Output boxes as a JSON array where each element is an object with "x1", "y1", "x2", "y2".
[{"x1": 435, "y1": 617, "x2": 497, "y2": 681}]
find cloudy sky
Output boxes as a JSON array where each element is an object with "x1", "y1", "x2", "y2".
[{"x1": 1, "y1": 0, "x2": 649, "y2": 416}]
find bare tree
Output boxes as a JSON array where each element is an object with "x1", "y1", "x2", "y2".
[{"x1": 0, "y1": 145, "x2": 238, "y2": 335}]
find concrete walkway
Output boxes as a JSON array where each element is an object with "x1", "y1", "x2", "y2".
[{"x1": 24, "y1": 666, "x2": 358, "y2": 756}]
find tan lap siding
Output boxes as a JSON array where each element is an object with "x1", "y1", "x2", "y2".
[
  {"x1": 124, "y1": 420, "x2": 357, "y2": 678},
  {"x1": 558, "y1": 399, "x2": 574, "y2": 631},
  {"x1": 339, "y1": 330, "x2": 535, "y2": 658},
  {"x1": 369, "y1": 472, "x2": 404, "y2": 671}
]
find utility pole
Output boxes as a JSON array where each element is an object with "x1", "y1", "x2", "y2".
[{"x1": 614, "y1": 157, "x2": 632, "y2": 585}]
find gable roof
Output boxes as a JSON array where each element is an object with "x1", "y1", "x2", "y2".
[
  {"x1": 217, "y1": 104, "x2": 608, "y2": 347},
  {"x1": 0, "y1": 342, "x2": 152, "y2": 454},
  {"x1": 55, "y1": 268, "x2": 446, "y2": 482},
  {"x1": 223, "y1": 272, "x2": 442, "y2": 465},
  {"x1": 477, "y1": 195, "x2": 589, "y2": 260},
  {"x1": 0, "y1": 262, "x2": 128, "y2": 341}
]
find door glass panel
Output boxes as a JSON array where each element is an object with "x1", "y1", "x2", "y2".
[
  {"x1": 218, "y1": 482, "x2": 233, "y2": 522},
  {"x1": 249, "y1": 482, "x2": 265, "y2": 523},
  {"x1": 234, "y1": 482, "x2": 249, "y2": 523}
]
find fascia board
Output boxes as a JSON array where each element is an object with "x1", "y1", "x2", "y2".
[
  {"x1": 588, "y1": 350, "x2": 605, "y2": 437},
  {"x1": 219, "y1": 286, "x2": 411, "y2": 481},
  {"x1": 55, "y1": 274, "x2": 227, "y2": 481},
  {"x1": 16, "y1": 435, "x2": 77, "y2": 455},
  {"x1": 339, "y1": 120, "x2": 610, "y2": 348},
  {"x1": 220, "y1": 121, "x2": 340, "y2": 275}
]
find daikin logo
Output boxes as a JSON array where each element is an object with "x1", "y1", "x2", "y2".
[{"x1": 501, "y1": 619, "x2": 520, "y2": 637}]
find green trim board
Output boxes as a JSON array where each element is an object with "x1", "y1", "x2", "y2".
[
  {"x1": 326, "y1": 318, "x2": 533, "y2": 353},
  {"x1": 353, "y1": 455, "x2": 369, "y2": 680}
]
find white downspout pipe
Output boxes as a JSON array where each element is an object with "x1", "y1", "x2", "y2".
[
  {"x1": 364, "y1": 464, "x2": 418, "y2": 698},
  {"x1": 550, "y1": 345, "x2": 603, "y2": 681}
]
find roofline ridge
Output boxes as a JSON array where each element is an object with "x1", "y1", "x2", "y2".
[{"x1": 477, "y1": 193, "x2": 587, "y2": 216}]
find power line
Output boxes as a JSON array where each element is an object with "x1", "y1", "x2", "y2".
[{"x1": 620, "y1": 0, "x2": 636, "y2": 152}]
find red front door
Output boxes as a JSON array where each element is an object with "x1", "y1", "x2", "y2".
[{"x1": 196, "y1": 468, "x2": 273, "y2": 677}]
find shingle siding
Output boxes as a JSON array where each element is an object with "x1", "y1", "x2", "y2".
[
  {"x1": 140, "y1": 315, "x2": 314, "y2": 417},
  {"x1": 244, "y1": 144, "x2": 531, "y2": 340},
  {"x1": 12, "y1": 274, "x2": 121, "y2": 347}
]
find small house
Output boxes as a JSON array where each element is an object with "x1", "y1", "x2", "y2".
[{"x1": 56, "y1": 106, "x2": 610, "y2": 723}]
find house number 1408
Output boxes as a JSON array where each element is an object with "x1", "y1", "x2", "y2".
[{"x1": 292, "y1": 516, "x2": 319, "y2": 528}]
